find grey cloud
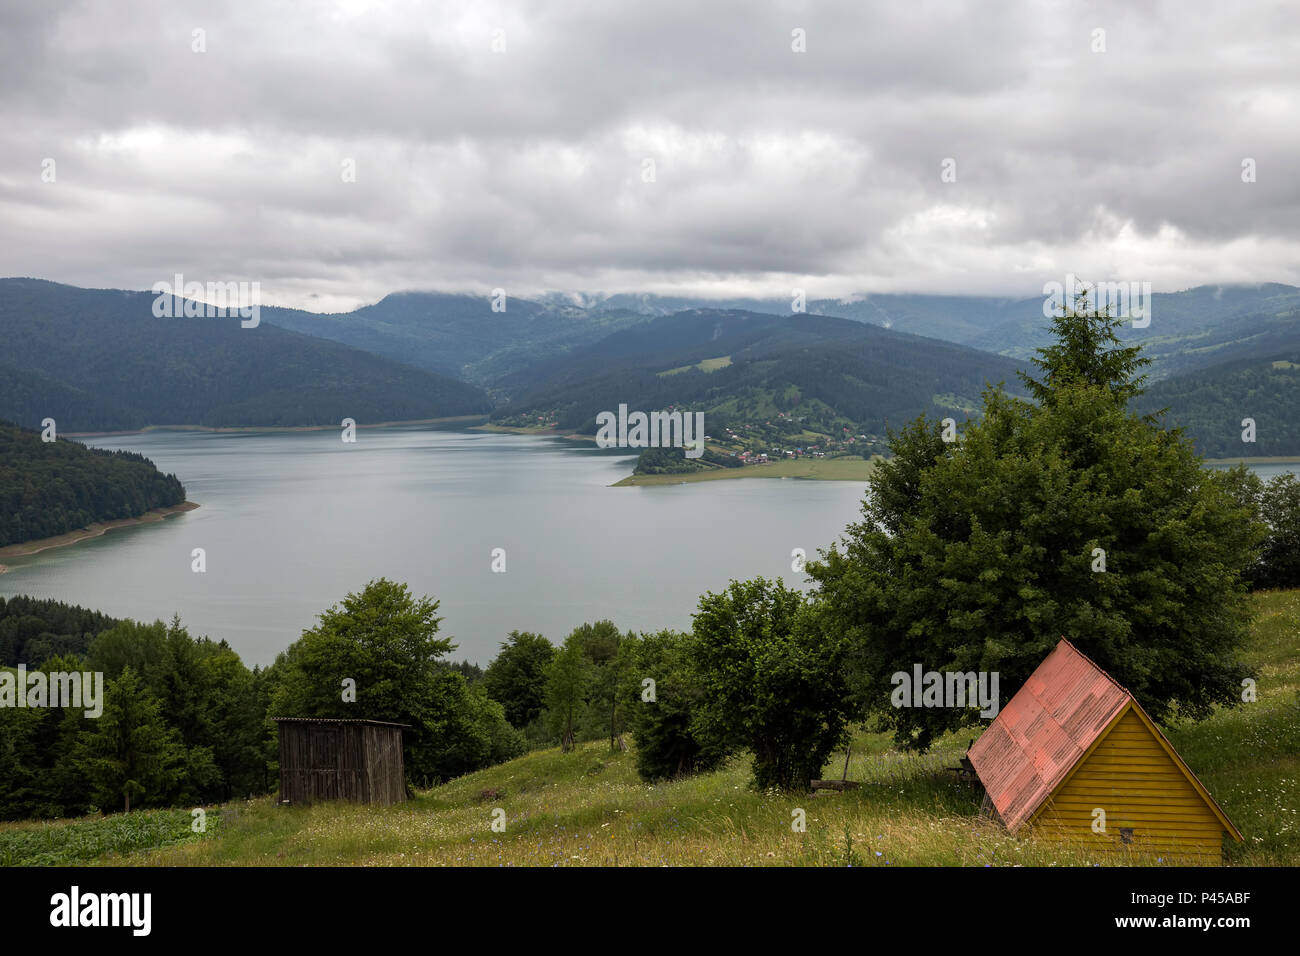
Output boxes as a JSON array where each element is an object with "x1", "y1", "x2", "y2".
[{"x1": 1, "y1": 0, "x2": 1297, "y2": 309}]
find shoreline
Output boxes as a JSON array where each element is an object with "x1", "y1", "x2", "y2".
[
  {"x1": 1203, "y1": 456, "x2": 1300, "y2": 465},
  {"x1": 64, "y1": 415, "x2": 490, "y2": 438},
  {"x1": 613, "y1": 456, "x2": 878, "y2": 486},
  {"x1": 477, "y1": 425, "x2": 880, "y2": 484},
  {"x1": 614, "y1": 451, "x2": 1300, "y2": 486},
  {"x1": 0, "y1": 501, "x2": 199, "y2": 573}
]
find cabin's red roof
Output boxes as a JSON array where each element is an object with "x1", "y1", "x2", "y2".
[{"x1": 966, "y1": 639, "x2": 1130, "y2": 833}]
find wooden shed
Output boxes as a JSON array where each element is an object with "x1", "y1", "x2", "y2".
[
  {"x1": 274, "y1": 718, "x2": 410, "y2": 807},
  {"x1": 967, "y1": 639, "x2": 1242, "y2": 864}
]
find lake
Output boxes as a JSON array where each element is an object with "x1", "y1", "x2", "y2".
[
  {"x1": 1, "y1": 427, "x2": 869, "y2": 667},
  {"x1": 6, "y1": 430, "x2": 1294, "y2": 669}
]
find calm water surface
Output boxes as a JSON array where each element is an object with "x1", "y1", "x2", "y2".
[
  {"x1": 6, "y1": 430, "x2": 1292, "y2": 668},
  {"x1": 1, "y1": 427, "x2": 868, "y2": 667}
]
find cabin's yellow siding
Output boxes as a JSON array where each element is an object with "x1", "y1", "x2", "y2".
[{"x1": 1029, "y1": 705, "x2": 1226, "y2": 864}]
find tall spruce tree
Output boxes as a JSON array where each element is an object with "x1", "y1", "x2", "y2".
[
  {"x1": 74, "y1": 667, "x2": 184, "y2": 812},
  {"x1": 1019, "y1": 291, "x2": 1150, "y2": 407},
  {"x1": 808, "y1": 293, "x2": 1265, "y2": 750}
]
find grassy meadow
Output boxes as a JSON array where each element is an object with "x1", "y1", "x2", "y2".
[{"x1": 3, "y1": 591, "x2": 1296, "y2": 868}]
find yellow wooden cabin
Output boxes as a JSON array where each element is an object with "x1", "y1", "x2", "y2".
[{"x1": 967, "y1": 639, "x2": 1243, "y2": 864}]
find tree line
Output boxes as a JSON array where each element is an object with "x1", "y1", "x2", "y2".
[{"x1": 0, "y1": 585, "x2": 519, "y2": 819}]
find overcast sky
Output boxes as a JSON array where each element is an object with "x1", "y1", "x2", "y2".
[{"x1": 2, "y1": 0, "x2": 1298, "y2": 312}]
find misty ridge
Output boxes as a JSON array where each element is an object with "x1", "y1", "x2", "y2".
[{"x1": 2, "y1": 277, "x2": 1297, "y2": 459}]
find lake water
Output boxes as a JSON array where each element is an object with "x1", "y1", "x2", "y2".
[
  {"x1": 1, "y1": 427, "x2": 869, "y2": 667},
  {"x1": 5, "y1": 430, "x2": 1293, "y2": 669}
]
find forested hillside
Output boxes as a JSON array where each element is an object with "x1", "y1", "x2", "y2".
[
  {"x1": 0, "y1": 279, "x2": 492, "y2": 431},
  {"x1": 263, "y1": 285, "x2": 1300, "y2": 390},
  {"x1": 0, "y1": 422, "x2": 186, "y2": 547},
  {"x1": 1139, "y1": 352, "x2": 1300, "y2": 458},
  {"x1": 496, "y1": 304, "x2": 1300, "y2": 461},
  {"x1": 4, "y1": 279, "x2": 1295, "y2": 460},
  {"x1": 962, "y1": 285, "x2": 1300, "y2": 372},
  {"x1": 492, "y1": 309, "x2": 1026, "y2": 452},
  {"x1": 593, "y1": 291, "x2": 1026, "y2": 343}
]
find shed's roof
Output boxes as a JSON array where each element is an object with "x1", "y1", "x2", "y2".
[
  {"x1": 966, "y1": 638, "x2": 1241, "y2": 840},
  {"x1": 967, "y1": 639, "x2": 1133, "y2": 833},
  {"x1": 272, "y1": 717, "x2": 412, "y2": 728}
]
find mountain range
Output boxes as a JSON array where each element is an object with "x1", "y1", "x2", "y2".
[{"x1": 1, "y1": 277, "x2": 1296, "y2": 458}]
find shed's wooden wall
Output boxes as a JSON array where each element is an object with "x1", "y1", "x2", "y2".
[
  {"x1": 1030, "y1": 706, "x2": 1225, "y2": 863},
  {"x1": 363, "y1": 723, "x2": 407, "y2": 806},
  {"x1": 278, "y1": 723, "x2": 406, "y2": 807}
]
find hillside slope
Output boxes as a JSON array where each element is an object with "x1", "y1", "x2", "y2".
[
  {"x1": 261, "y1": 291, "x2": 649, "y2": 386},
  {"x1": 259, "y1": 285, "x2": 1300, "y2": 392},
  {"x1": 0, "y1": 279, "x2": 491, "y2": 431},
  {"x1": 593, "y1": 285, "x2": 1300, "y2": 382},
  {"x1": 964, "y1": 284, "x2": 1300, "y2": 374},
  {"x1": 1140, "y1": 351, "x2": 1300, "y2": 458},
  {"x1": 493, "y1": 309, "x2": 1027, "y2": 454}
]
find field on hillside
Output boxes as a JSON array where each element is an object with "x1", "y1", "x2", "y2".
[{"x1": 3, "y1": 591, "x2": 1296, "y2": 867}]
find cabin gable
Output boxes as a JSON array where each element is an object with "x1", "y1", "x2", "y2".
[{"x1": 1029, "y1": 703, "x2": 1229, "y2": 863}]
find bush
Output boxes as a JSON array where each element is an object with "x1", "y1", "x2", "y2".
[
  {"x1": 624, "y1": 630, "x2": 730, "y2": 782},
  {"x1": 692, "y1": 579, "x2": 849, "y2": 791}
]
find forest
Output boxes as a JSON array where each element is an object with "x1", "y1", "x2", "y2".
[
  {"x1": 0, "y1": 422, "x2": 186, "y2": 547},
  {"x1": 0, "y1": 596, "x2": 121, "y2": 665}
]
